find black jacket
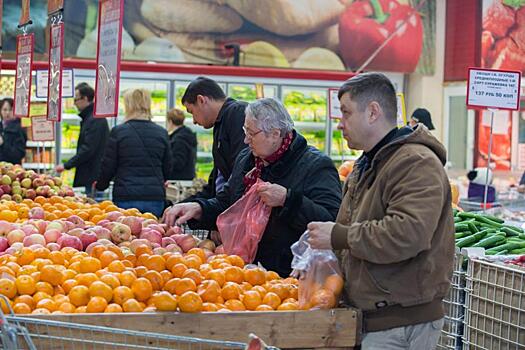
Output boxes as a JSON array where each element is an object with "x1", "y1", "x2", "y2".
[
  {"x1": 0, "y1": 119, "x2": 27, "y2": 165},
  {"x1": 192, "y1": 132, "x2": 342, "y2": 276},
  {"x1": 168, "y1": 125, "x2": 197, "y2": 181},
  {"x1": 64, "y1": 104, "x2": 110, "y2": 187},
  {"x1": 187, "y1": 98, "x2": 248, "y2": 201},
  {"x1": 96, "y1": 119, "x2": 172, "y2": 202}
]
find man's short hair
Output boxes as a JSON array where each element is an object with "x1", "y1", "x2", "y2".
[
  {"x1": 75, "y1": 82, "x2": 95, "y2": 102},
  {"x1": 338, "y1": 73, "x2": 397, "y2": 122},
  {"x1": 181, "y1": 77, "x2": 226, "y2": 105}
]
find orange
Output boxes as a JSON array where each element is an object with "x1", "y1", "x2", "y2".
[
  {"x1": 99, "y1": 251, "x2": 119, "y2": 268},
  {"x1": 178, "y1": 291, "x2": 203, "y2": 313},
  {"x1": 202, "y1": 302, "x2": 219, "y2": 312},
  {"x1": 209, "y1": 258, "x2": 229, "y2": 269},
  {"x1": 225, "y1": 299, "x2": 246, "y2": 311},
  {"x1": 171, "y1": 263, "x2": 188, "y2": 278},
  {"x1": 252, "y1": 286, "x2": 267, "y2": 299},
  {"x1": 48, "y1": 251, "x2": 66, "y2": 266},
  {"x1": 242, "y1": 290, "x2": 262, "y2": 311},
  {"x1": 288, "y1": 284, "x2": 299, "y2": 300},
  {"x1": 173, "y1": 278, "x2": 197, "y2": 295},
  {"x1": 36, "y1": 298, "x2": 58, "y2": 312},
  {"x1": 310, "y1": 289, "x2": 336, "y2": 309},
  {"x1": 277, "y1": 302, "x2": 298, "y2": 311},
  {"x1": 13, "y1": 303, "x2": 32, "y2": 314},
  {"x1": 69, "y1": 285, "x2": 90, "y2": 307},
  {"x1": 89, "y1": 281, "x2": 113, "y2": 303},
  {"x1": 221, "y1": 282, "x2": 241, "y2": 301},
  {"x1": 107, "y1": 245, "x2": 125, "y2": 260},
  {"x1": 163, "y1": 278, "x2": 179, "y2": 295},
  {"x1": 79, "y1": 257, "x2": 102, "y2": 274},
  {"x1": 118, "y1": 271, "x2": 137, "y2": 287},
  {"x1": 262, "y1": 292, "x2": 281, "y2": 310},
  {"x1": 199, "y1": 263, "x2": 212, "y2": 276},
  {"x1": 197, "y1": 280, "x2": 221, "y2": 303},
  {"x1": 15, "y1": 275, "x2": 36, "y2": 295},
  {"x1": 183, "y1": 255, "x2": 202, "y2": 270},
  {"x1": 76, "y1": 273, "x2": 99, "y2": 287},
  {"x1": 244, "y1": 268, "x2": 266, "y2": 286},
  {"x1": 324, "y1": 274, "x2": 344, "y2": 295},
  {"x1": 121, "y1": 260, "x2": 134, "y2": 268},
  {"x1": 62, "y1": 279, "x2": 79, "y2": 294},
  {"x1": 182, "y1": 269, "x2": 203, "y2": 285},
  {"x1": 240, "y1": 282, "x2": 253, "y2": 292},
  {"x1": 0, "y1": 297, "x2": 12, "y2": 313},
  {"x1": 113, "y1": 286, "x2": 134, "y2": 305},
  {"x1": 0, "y1": 209, "x2": 18, "y2": 222},
  {"x1": 90, "y1": 245, "x2": 107, "y2": 259},
  {"x1": 131, "y1": 278, "x2": 153, "y2": 302},
  {"x1": 100, "y1": 274, "x2": 120, "y2": 289},
  {"x1": 135, "y1": 245, "x2": 152, "y2": 257},
  {"x1": 53, "y1": 294, "x2": 69, "y2": 305},
  {"x1": 122, "y1": 298, "x2": 143, "y2": 312},
  {"x1": 255, "y1": 304, "x2": 274, "y2": 311},
  {"x1": 75, "y1": 306, "x2": 87, "y2": 313},
  {"x1": 5, "y1": 262, "x2": 20, "y2": 274},
  {"x1": 186, "y1": 248, "x2": 206, "y2": 264},
  {"x1": 35, "y1": 281, "x2": 54, "y2": 295},
  {"x1": 32, "y1": 308, "x2": 51, "y2": 315},
  {"x1": 143, "y1": 271, "x2": 164, "y2": 291},
  {"x1": 40, "y1": 265, "x2": 62, "y2": 286},
  {"x1": 226, "y1": 255, "x2": 245, "y2": 268},
  {"x1": 134, "y1": 266, "x2": 148, "y2": 278},
  {"x1": 95, "y1": 269, "x2": 109, "y2": 278},
  {"x1": 266, "y1": 271, "x2": 280, "y2": 281},
  {"x1": 33, "y1": 292, "x2": 52, "y2": 304},
  {"x1": 152, "y1": 291, "x2": 177, "y2": 311},
  {"x1": 69, "y1": 261, "x2": 81, "y2": 273},
  {"x1": 33, "y1": 247, "x2": 50, "y2": 259},
  {"x1": 160, "y1": 270, "x2": 173, "y2": 285},
  {"x1": 144, "y1": 255, "x2": 165, "y2": 272},
  {"x1": 17, "y1": 247, "x2": 36, "y2": 265},
  {"x1": 90, "y1": 215, "x2": 105, "y2": 224},
  {"x1": 86, "y1": 296, "x2": 108, "y2": 313},
  {"x1": 269, "y1": 284, "x2": 289, "y2": 301},
  {"x1": 206, "y1": 269, "x2": 226, "y2": 287},
  {"x1": 104, "y1": 303, "x2": 123, "y2": 313},
  {"x1": 14, "y1": 295, "x2": 35, "y2": 310},
  {"x1": 165, "y1": 253, "x2": 184, "y2": 271},
  {"x1": 0, "y1": 266, "x2": 15, "y2": 277},
  {"x1": 107, "y1": 260, "x2": 126, "y2": 273},
  {"x1": 224, "y1": 266, "x2": 244, "y2": 284},
  {"x1": 17, "y1": 206, "x2": 30, "y2": 219},
  {"x1": 58, "y1": 302, "x2": 76, "y2": 313}
]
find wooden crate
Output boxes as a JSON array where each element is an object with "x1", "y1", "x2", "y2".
[{"x1": 21, "y1": 308, "x2": 361, "y2": 349}]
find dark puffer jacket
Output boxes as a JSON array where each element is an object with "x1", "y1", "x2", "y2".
[
  {"x1": 168, "y1": 125, "x2": 197, "y2": 181},
  {"x1": 0, "y1": 119, "x2": 27, "y2": 165},
  {"x1": 96, "y1": 119, "x2": 172, "y2": 201},
  {"x1": 191, "y1": 131, "x2": 342, "y2": 276}
]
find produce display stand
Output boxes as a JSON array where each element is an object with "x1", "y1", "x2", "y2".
[{"x1": 19, "y1": 308, "x2": 361, "y2": 350}]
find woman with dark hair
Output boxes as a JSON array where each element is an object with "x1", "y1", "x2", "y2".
[{"x1": 0, "y1": 98, "x2": 27, "y2": 165}]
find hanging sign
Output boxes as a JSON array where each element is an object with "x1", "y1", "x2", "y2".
[
  {"x1": 19, "y1": 0, "x2": 31, "y2": 27},
  {"x1": 467, "y1": 68, "x2": 521, "y2": 111},
  {"x1": 328, "y1": 88, "x2": 341, "y2": 119},
  {"x1": 14, "y1": 34, "x2": 34, "y2": 118},
  {"x1": 47, "y1": 0, "x2": 64, "y2": 15},
  {"x1": 35, "y1": 69, "x2": 73, "y2": 98},
  {"x1": 0, "y1": 0, "x2": 3, "y2": 77},
  {"x1": 94, "y1": 0, "x2": 124, "y2": 117},
  {"x1": 47, "y1": 23, "x2": 64, "y2": 121},
  {"x1": 31, "y1": 115, "x2": 55, "y2": 141},
  {"x1": 396, "y1": 93, "x2": 407, "y2": 128}
]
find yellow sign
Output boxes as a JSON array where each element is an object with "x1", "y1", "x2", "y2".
[{"x1": 396, "y1": 93, "x2": 407, "y2": 128}]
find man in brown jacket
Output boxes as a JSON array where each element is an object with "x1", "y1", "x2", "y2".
[{"x1": 308, "y1": 73, "x2": 454, "y2": 349}]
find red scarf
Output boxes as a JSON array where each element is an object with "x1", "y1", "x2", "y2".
[{"x1": 243, "y1": 132, "x2": 293, "y2": 192}]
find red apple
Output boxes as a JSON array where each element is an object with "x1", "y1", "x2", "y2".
[
  {"x1": 23, "y1": 234, "x2": 46, "y2": 247},
  {"x1": 46, "y1": 221, "x2": 66, "y2": 233},
  {"x1": 165, "y1": 243, "x2": 183, "y2": 253},
  {"x1": 148, "y1": 224, "x2": 165, "y2": 236},
  {"x1": 109, "y1": 222, "x2": 131, "y2": 244},
  {"x1": 139, "y1": 229, "x2": 162, "y2": 246},
  {"x1": 29, "y1": 207, "x2": 45, "y2": 220},
  {"x1": 0, "y1": 221, "x2": 14, "y2": 237},
  {"x1": 79, "y1": 232, "x2": 98, "y2": 250},
  {"x1": 106, "y1": 211, "x2": 123, "y2": 222},
  {"x1": 46, "y1": 243, "x2": 60, "y2": 251},
  {"x1": 25, "y1": 189, "x2": 36, "y2": 200},
  {"x1": 87, "y1": 226, "x2": 111, "y2": 240},
  {"x1": 129, "y1": 239, "x2": 152, "y2": 253},
  {"x1": 7, "y1": 229, "x2": 26, "y2": 245},
  {"x1": 66, "y1": 215, "x2": 85, "y2": 229},
  {"x1": 44, "y1": 229, "x2": 63, "y2": 244},
  {"x1": 142, "y1": 219, "x2": 157, "y2": 228},
  {"x1": 21, "y1": 224, "x2": 39, "y2": 236},
  {"x1": 67, "y1": 228, "x2": 85, "y2": 238},
  {"x1": 0, "y1": 237, "x2": 8, "y2": 252},
  {"x1": 161, "y1": 237, "x2": 176, "y2": 248},
  {"x1": 117, "y1": 216, "x2": 142, "y2": 235},
  {"x1": 57, "y1": 235, "x2": 83, "y2": 251},
  {"x1": 85, "y1": 242, "x2": 102, "y2": 255},
  {"x1": 153, "y1": 247, "x2": 167, "y2": 255},
  {"x1": 198, "y1": 239, "x2": 216, "y2": 252}
]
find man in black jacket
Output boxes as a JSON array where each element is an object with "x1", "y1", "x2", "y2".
[
  {"x1": 55, "y1": 83, "x2": 109, "y2": 199},
  {"x1": 166, "y1": 108, "x2": 197, "y2": 180},
  {"x1": 181, "y1": 77, "x2": 247, "y2": 200}
]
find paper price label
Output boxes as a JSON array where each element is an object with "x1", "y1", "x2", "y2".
[
  {"x1": 31, "y1": 116, "x2": 55, "y2": 141},
  {"x1": 36, "y1": 69, "x2": 73, "y2": 99},
  {"x1": 467, "y1": 68, "x2": 521, "y2": 110},
  {"x1": 328, "y1": 88, "x2": 341, "y2": 119}
]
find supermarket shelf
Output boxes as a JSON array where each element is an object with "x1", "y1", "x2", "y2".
[
  {"x1": 197, "y1": 152, "x2": 213, "y2": 158},
  {"x1": 294, "y1": 121, "x2": 326, "y2": 130},
  {"x1": 23, "y1": 163, "x2": 54, "y2": 169},
  {"x1": 27, "y1": 141, "x2": 55, "y2": 147}
]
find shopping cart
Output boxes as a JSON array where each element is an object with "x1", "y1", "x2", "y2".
[{"x1": 0, "y1": 297, "x2": 278, "y2": 350}]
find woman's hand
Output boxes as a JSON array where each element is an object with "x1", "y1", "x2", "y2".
[
  {"x1": 163, "y1": 203, "x2": 202, "y2": 226},
  {"x1": 257, "y1": 183, "x2": 287, "y2": 207}
]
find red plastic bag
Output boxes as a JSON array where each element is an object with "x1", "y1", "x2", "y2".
[{"x1": 217, "y1": 179, "x2": 271, "y2": 263}]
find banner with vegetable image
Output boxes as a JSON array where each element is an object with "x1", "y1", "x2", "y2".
[{"x1": 476, "y1": 110, "x2": 512, "y2": 171}]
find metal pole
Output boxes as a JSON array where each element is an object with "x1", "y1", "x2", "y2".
[{"x1": 483, "y1": 109, "x2": 495, "y2": 211}]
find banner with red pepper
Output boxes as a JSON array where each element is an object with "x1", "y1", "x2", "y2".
[
  {"x1": 1, "y1": 0, "x2": 436, "y2": 74},
  {"x1": 476, "y1": 110, "x2": 512, "y2": 171}
]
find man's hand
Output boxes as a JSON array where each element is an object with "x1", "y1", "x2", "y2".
[
  {"x1": 257, "y1": 183, "x2": 287, "y2": 207},
  {"x1": 163, "y1": 203, "x2": 202, "y2": 226},
  {"x1": 55, "y1": 164, "x2": 65, "y2": 173},
  {"x1": 307, "y1": 221, "x2": 335, "y2": 249}
]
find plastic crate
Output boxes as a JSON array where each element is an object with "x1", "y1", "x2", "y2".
[{"x1": 462, "y1": 258, "x2": 525, "y2": 349}]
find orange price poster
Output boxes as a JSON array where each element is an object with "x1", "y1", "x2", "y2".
[
  {"x1": 47, "y1": 0, "x2": 63, "y2": 15},
  {"x1": 14, "y1": 34, "x2": 34, "y2": 118},
  {"x1": 19, "y1": 0, "x2": 30, "y2": 26}
]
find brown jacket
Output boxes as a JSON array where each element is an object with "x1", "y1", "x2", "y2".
[{"x1": 331, "y1": 126, "x2": 455, "y2": 332}]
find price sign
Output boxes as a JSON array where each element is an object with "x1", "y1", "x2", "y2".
[
  {"x1": 328, "y1": 88, "x2": 341, "y2": 119},
  {"x1": 467, "y1": 68, "x2": 521, "y2": 110},
  {"x1": 31, "y1": 115, "x2": 55, "y2": 141},
  {"x1": 396, "y1": 93, "x2": 407, "y2": 128},
  {"x1": 47, "y1": 23, "x2": 64, "y2": 122},
  {"x1": 14, "y1": 34, "x2": 34, "y2": 118},
  {"x1": 94, "y1": 0, "x2": 124, "y2": 117},
  {"x1": 19, "y1": 0, "x2": 30, "y2": 26},
  {"x1": 47, "y1": 0, "x2": 64, "y2": 15},
  {"x1": 35, "y1": 69, "x2": 73, "y2": 98}
]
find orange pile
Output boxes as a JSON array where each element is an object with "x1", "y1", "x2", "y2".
[
  {"x1": 0, "y1": 246, "x2": 299, "y2": 314},
  {"x1": 0, "y1": 196, "x2": 157, "y2": 224}
]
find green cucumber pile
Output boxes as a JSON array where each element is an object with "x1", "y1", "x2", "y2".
[{"x1": 453, "y1": 210, "x2": 525, "y2": 255}]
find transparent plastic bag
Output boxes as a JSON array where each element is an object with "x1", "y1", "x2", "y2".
[
  {"x1": 217, "y1": 179, "x2": 271, "y2": 263},
  {"x1": 291, "y1": 231, "x2": 344, "y2": 310}
]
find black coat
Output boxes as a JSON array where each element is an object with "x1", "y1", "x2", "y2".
[
  {"x1": 192, "y1": 132, "x2": 342, "y2": 276},
  {"x1": 186, "y1": 98, "x2": 248, "y2": 201},
  {"x1": 64, "y1": 104, "x2": 110, "y2": 187},
  {"x1": 168, "y1": 125, "x2": 197, "y2": 181},
  {"x1": 0, "y1": 119, "x2": 27, "y2": 165},
  {"x1": 96, "y1": 119, "x2": 172, "y2": 202}
]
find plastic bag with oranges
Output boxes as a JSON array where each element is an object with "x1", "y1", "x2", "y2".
[
  {"x1": 217, "y1": 179, "x2": 271, "y2": 264},
  {"x1": 291, "y1": 231, "x2": 344, "y2": 310}
]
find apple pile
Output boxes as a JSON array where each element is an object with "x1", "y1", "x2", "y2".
[{"x1": 0, "y1": 163, "x2": 74, "y2": 202}]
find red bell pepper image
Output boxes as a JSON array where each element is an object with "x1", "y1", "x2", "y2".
[{"x1": 338, "y1": 0, "x2": 423, "y2": 73}]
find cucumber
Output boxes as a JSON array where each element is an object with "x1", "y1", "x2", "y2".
[
  {"x1": 454, "y1": 217, "x2": 462, "y2": 223},
  {"x1": 455, "y1": 231, "x2": 471, "y2": 239},
  {"x1": 472, "y1": 235, "x2": 506, "y2": 248},
  {"x1": 457, "y1": 212, "x2": 503, "y2": 228},
  {"x1": 453, "y1": 209, "x2": 459, "y2": 216},
  {"x1": 467, "y1": 222, "x2": 479, "y2": 234},
  {"x1": 495, "y1": 250, "x2": 509, "y2": 255},
  {"x1": 510, "y1": 247, "x2": 525, "y2": 254},
  {"x1": 502, "y1": 225, "x2": 524, "y2": 233},
  {"x1": 479, "y1": 214, "x2": 504, "y2": 224},
  {"x1": 455, "y1": 224, "x2": 471, "y2": 232},
  {"x1": 501, "y1": 227, "x2": 520, "y2": 237},
  {"x1": 456, "y1": 231, "x2": 489, "y2": 248},
  {"x1": 486, "y1": 242, "x2": 525, "y2": 254}
]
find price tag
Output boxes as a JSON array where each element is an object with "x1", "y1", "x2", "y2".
[
  {"x1": 31, "y1": 115, "x2": 55, "y2": 141},
  {"x1": 467, "y1": 68, "x2": 521, "y2": 110},
  {"x1": 14, "y1": 34, "x2": 34, "y2": 118},
  {"x1": 35, "y1": 69, "x2": 74, "y2": 98},
  {"x1": 94, "y1": 0, "x2": 124, "y2": 118},
  {"x1": 396, "y1": 93, "x2": 407, "y2": 128},
  {"x1": 328, "y1": 88, "x2": 341, "y2": 119},
  {"x1": 47, "y1": 23, "x2": 64, "y2": 121}
]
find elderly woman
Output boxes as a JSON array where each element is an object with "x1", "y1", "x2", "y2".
[
  {"x1": 164, "y1": 98, "x2": 341, "y2": 276},
  {"x1": 96, "y1": 89, "x2": 172, "y2": 217}
]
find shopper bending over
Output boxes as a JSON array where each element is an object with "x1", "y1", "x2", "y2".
[
  {"x1": 96, "y1": 89, "x2": 172, "y2": 218},
  {"x1": 0, "y1": 98, "x2": 27, "y2": 165},
  {"x1": 164, "y1": 98, "x2": 341, "y2": 277},
  {"x1": 307, "y1": 73, "x2": 454, "y2": 350},
  {"x1": 166, "y1": 108, "x2": 197, "y2": 181}
]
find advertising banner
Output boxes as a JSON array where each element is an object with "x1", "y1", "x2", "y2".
[
  {"x1": 47, "y1": 0, "x2": 64, "y2": 15},
  {"x1": 18, "y1": 0, "x2": 30, "y2": 26},
  {"x1": 47, "y1": 23, "x2": 65, "y2": 121},
  {"x1": 13, "y1": 34, "x2": 34, "y2": 118}
]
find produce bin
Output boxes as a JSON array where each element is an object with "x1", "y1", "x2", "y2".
[
  {"x1": 462, "y1": 258, "x2": 525, "y2": 349},
  {"x1": 23, "y1": 308, "x2": 361, "y2": 349}
]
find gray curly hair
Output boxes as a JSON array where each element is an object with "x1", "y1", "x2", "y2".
[{"x1": 245, "y1": 98, "x2": 294, "y2": 137}]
